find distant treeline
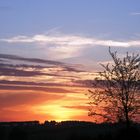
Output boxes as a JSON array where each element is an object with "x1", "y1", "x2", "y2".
[{"x1": 0, "y1": 121, "x2": 140, "y2": 140}]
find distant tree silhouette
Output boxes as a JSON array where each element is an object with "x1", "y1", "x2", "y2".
[{"x1": 87, "y1": 47, "x2": 140, "y2": 127}]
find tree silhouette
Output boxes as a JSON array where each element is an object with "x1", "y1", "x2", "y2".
[{"x1": 87, "y1": 47, "x2": 140, "y2": 127}]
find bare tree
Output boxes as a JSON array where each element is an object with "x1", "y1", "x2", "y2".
[{"x1": 87, "y1": 48, "x2": 140, "y2": 127}]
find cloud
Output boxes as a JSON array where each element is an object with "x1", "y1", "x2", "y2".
[
  {"x1": 0, "y1": 59, "x2": 5, "y2": 62},
  {"x1": 63, "y1": 105, "x2": 88, "y2": 110},
  {"x1": 0, "y1": 54, "x2": 84, "y2": 72},
  {"x1": 0, "y1": 92, "x2": 65, "y2": 108},
  {"x1": 1, "y1": 33, "x2": 140, "y2": 59},
  {"x1": 130, "y1": 12, "x2": 140, "y2": 15},
  {"x1": 0, "y1": 78, "x2": 91, "y2": 88},
  {"x1": 0, "y1": 67, "x2": 47, "y2": 77},
  {"x1": 0, "y1": 54, "x2": 87, "y2": 86},
  {"x1": 0, "y1": 53, "x2": 64, "y2": 65},
  {"x1": 0, "y1": 84, "x2": 73, "y2": 93},
  {"x1": 1, "y1": 34, "x2": 138, "y2": 47},
  {"x1": 0, "y1": 53, "x2": 92, "y2": 90},
  {"x1": 0, "y1": 80, "x2": 71, "y2": 87}
]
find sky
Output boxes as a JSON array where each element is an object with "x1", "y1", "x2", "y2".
[{"x1": 0, "y1": 0, "x2": 140, "y2": 122}]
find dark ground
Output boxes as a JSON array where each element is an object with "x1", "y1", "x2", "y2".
[{"x1": 0, "y1": 121, "x2": 140, "y2": 140}]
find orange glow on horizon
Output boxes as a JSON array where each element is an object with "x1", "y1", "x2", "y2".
[
  {"x1": 0, "y1": 86, "x2": 95, "y2": 123},
  {"x1": 0, "y1": 60, "x2": 99, "y2": 123},
  {"x1": 36, "y1": 105, "x2": 85, "y2": 122}
]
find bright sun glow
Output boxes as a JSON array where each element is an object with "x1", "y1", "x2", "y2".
[
  {"x1": 34, "y1": 104, "x2": 85, "y2": 122},
  {"x1": 47, "y1": 105, "x2": 74, "y2": 121}
]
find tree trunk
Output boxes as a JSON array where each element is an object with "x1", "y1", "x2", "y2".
[{"x1": 125, "y1": 107, "x2": 130, "y2": 128}]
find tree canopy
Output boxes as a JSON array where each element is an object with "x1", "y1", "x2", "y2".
[{"x1": 87, "y1": 48, "x2": 140, "y2": 127}]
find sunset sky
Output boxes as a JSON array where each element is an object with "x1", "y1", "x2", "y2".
[{"x1": 0, "y1": 0, "x2": 140, "y2": 123}]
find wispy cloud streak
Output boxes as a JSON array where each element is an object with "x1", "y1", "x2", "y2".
[
  {"x1": 0, "y1": 53, "x2": 64, "y2": 65},
  {"x1": 1, "y1": 33, "x2": 140, "y2": 47},
  {"x1": 130, "y1": 12, "x2": 140, "y2": 15},
  {"x1": 1, "y1": 33, "x2": 140, "y2": 59},
  {"x1": 0, "y1": 53, "x2": 94, "y2": 89}
]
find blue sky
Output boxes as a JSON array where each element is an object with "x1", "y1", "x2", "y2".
[
  {"x1": 0, "y1": 0, "x2": 140, "y2": 70},
  {"x1": 0, "y1": 0, "x2": 140, "y2": 36}
]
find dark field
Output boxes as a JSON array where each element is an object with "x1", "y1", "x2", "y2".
[{"x1": 0, "y1": 121, "x2": 140, "y2": 140}]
